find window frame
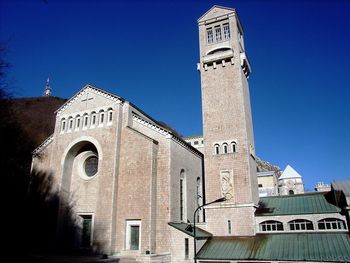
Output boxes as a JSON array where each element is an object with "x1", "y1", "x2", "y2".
[
  {"x1": 125, "y1": 220, "x2": 141, "y2": 251},
  {"x1": 288, "y1": 219, "x2": 314, "y2": 231},
  {"x1": 259, "y1": 220, "x2": 284, "y2": 232},
  {"x1": 318, "y1": 218, "x2": 346, "y2": 230}
]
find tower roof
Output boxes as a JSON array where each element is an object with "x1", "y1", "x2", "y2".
[
  {"x1": 197, "y1": 5, "x2": 235, "y2": 23},
  {"x1": 279, "y1": 165, "x2": 302, "y2": 180}
]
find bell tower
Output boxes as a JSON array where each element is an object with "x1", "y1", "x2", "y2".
[{"x1": 198, "y1": 6, "x2": 258, "y2": 236}]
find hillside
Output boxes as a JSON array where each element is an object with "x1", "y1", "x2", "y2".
[{"x1": 8, "y1": 96, "x2": 66, "y2": 148}]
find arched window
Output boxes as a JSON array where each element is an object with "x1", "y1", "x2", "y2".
[
  {"x1": 288, "y1": 219, "x2": 314, "y2": 231},
  {"x1": 180, "y1": 169, "x2": 186, "y2": 222},
  {"x1": 289, "y1": 190, "x2": 294, "y2": 195},
  {"x1": 83, "y1": 114, "x2": 89, "y2": 128},
  {"x1": 99, "y1": 110, "x2": 105, "y2": 126},
  {"x1": 107, "y1": 108, "x2": 113, "y2": 124},
  {"x1": 91, "y1": 112, "x2": 97, "y2": 126},
  {"x1": 231, "y1": 142, "x2": 237, "y2": 153},
  {"x1": 214, "y1": 144, "x2": 220, "y2": 155},
  {"x1": 75, "y1": 115, "x2": 81, "y2": 130},
  {"x1": 223, "y1": 143, "x2": 228, "y2": 154},
  {"x1": 318, "y1": 218, "x2": 346, "y2": 230},
  {"x1": 259, "y1": 220, "x2": 283, "y2": 232},
  {"x1": 68, "y1": 117, "x2": 73, "y2": 131},
  {"x1": 61, "y1": 118, "x2": 66, "y2": 132}
]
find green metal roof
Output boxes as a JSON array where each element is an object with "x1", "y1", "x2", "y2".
[
  {"x1": 256, "y1": 192, "x2": 341, "y2": 216},
  {"x1": 168, "y1": 222, "x2": 212, "y2": 239},
  {"x1": 197, "y1": 233, "x2": 350, "y2": 262}
]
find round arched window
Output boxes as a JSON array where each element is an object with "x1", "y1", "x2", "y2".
[{"x1": 84, "y1": 156, "x2": 98, "y2": 177}]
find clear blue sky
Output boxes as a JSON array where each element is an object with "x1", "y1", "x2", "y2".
[{"x1": 1, "y1": 0, "x2": 349, "y2": 190}]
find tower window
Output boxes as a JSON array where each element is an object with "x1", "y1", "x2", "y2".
[
  {"x1": 231, "y1": 142, "x2": 237, "y2": 153},
  {"x1": 214, "y1": 144, "x2": 220, "y2": 155},
  {"x1": 207, "y1": 28, "x2": 213, "y2": 44},
  {"x1": 223, "y1": 23, "x2": 230, "y2": 40},
  {"x1": 215, "y1": 26, "x2": 222, "y2": 42},
  {"x1": 223, "y1": 143, "x2": 228, "y2": 154}
]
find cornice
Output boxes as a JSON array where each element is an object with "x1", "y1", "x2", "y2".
[
  {"x1": 132, "y1": 113, "x2": 203, "y2": 158},
  {"x1": 32, "y1": 134, "x2": 54, "y2": 156}
]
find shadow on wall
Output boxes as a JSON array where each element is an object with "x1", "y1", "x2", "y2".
[{"x1": 1, "y1": 90, "x2": 105, "y2": 260}]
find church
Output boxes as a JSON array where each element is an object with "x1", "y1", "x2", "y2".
[{"x1": 32, "y1": 6, "x2": 350, "y2": 263}]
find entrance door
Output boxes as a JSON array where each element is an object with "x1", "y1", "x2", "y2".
[
  {"x1": 80, "y1": 215, "x2": 92, "y2": 247},
  {"x1": 126, "y1": 220, "x2": 141, "y2": 251},
  {"x1": 130, "y1": 225, "x2": 140, "y2": 250}
]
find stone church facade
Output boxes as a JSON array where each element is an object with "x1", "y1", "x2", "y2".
[
  {"x1": 32, "y1": 5, "x2": 350, "y2": 263},
  {"x1": 33, "y1": 85, "x2": 204, "y2": 260}
]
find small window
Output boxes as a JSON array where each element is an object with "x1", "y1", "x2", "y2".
[
  {"x1": 223, "y1": 143, "x2": 228, "y2": 154},
  {"x1": 288, "y1": 219, "x2": 314, "y2": 231},
  {"x1": 84, "y1": 156, "x2": 98, "y2": 177},
  {"x1": 180, "y1": 170, "x2": 186, "y2": 222},
  {"x1": 318, "y1": 218, "x2": 346, "y2": 230},
  {"x1": 223, "y1": 23, "x2": 230, "y2": 40},
  {"x1": 258, "y1": 184, "x2": 263, "y2": 188},
  {"x1": 215, "y1": 26, "x2": 222, "y2": 42},
  {"x1": 69, "y1": 118, "x2": 73, "y2": 130},
  {"x1": 194, "y1": 141, "x2": 199, "y2": 145},
  {"x1": 228, "y1": 220, "x2": 232, "y2": 234},
  {"x1": 108, "y1": 110, "x2": 113, "y2": 122},
  {"x1": 185, "y1": 238, "x2": 189, "y2": 259},
  {"x1": 231, "y1": 142, "x2": 237, "y2": 153},
  {"x1": 289, "y1": 190, "x2": 294, "y2": 195},
  {"x1": 100, "y1": 112, "x2": 105, "y2": 125},
  {"x1": 259, "y1": 220, "x2": 283, "y2": 232},
  {"x1": 61, "y1": 119, "x2": 66, "y2": 132},
  {"x1": 207, "y1": 28, "x2": 213, "y2": 44},
  {"x1": 91, "y1": 113, "x2": 96, "y2": 126},
  {"x1": 180, "y1": 178, "x2": 184, "y2": 221},
  {"x1": 214, "y1": 144, "x2": 220, "y2": 155},
  {"x1": 84, "y1": 115, "x2": 89, "y2": 128},
  {"x1": 76, "y1": 116, "x2": 81, "y2": 129}
]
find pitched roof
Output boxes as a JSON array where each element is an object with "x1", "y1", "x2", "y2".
[
  {"x1": 256, "y1": 192, "x2": 340, "y2": 216},
  {"x1": 168, "y1": 222, "x2": 212, "y2": 239},
  {"x1": 196, "y1": 233, "x2": 350, "y2": 262},
  {"x1": 197, "y1": 5, "x2": 235, "y2": 23},
  {"x1": 332, "y1": 180, "x2": 350, "y2": 197},
  {"x1": 279, "y1": 164, "x2": 302, "y2": 179},
  {"x1": 55, "y1": 84, "x2": 124, "y2": 115}
]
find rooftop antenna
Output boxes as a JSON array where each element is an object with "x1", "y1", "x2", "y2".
[{"x1": 43, "y1": 77, "x2": 52, "y2": 97}]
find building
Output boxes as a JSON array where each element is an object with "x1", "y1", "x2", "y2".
[
  {"x1": 32, "y1": 5, "x2": 350, "y2": 263},
  {"x1": 257, "y1": 171, "x2": 278, "y2": 197},
  {"x1": 278, "y1": 164, "x2": 305, "y2": 195}
]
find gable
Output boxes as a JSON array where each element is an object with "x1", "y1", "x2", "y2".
[
  {"x1": 56, "y1": 84, "x2": 124, "y2": 117},
  {"x1": 198, "y1": 5, "x2": 235, "y2": 23}
]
